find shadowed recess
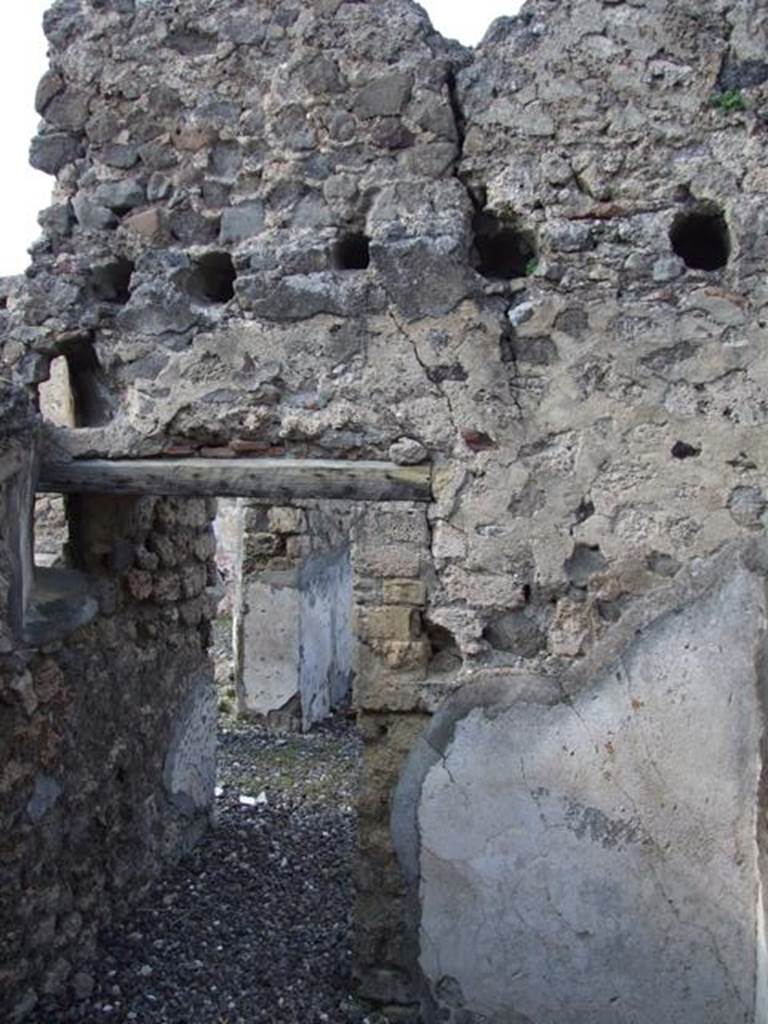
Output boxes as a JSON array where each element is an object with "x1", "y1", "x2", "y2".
[
  {"x1": 670, "y1": 206, "x2": 730, "y2": 271},
  {"x1": 472, "y1": 211, "x2": 536, "y2": 280},
  {"x1": 332, "y1": 232, "x2": 371, "y2": 270},
  {"x1": 89, "y1": 257, "x2": 134, "y2": 304},
  {"x1": 187, "y1": 252, "x2": 237, "y2": 303}
]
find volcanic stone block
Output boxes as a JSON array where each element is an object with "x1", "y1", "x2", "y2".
[
  {"x1": 371, "y1": 237, "x2": 472, "y2": 319},
  {"x1": 219, "y1": 200, "x2": 265, "y2": 243},
  {"x1": 94, "y1": 179, "x2": 146, "y2": 212},
  {"x1": 72, "y1": 195, "x2": 117, "y2": 230},
  {"x1": 29, "y1": 132, "x2": 83, "y2": 174},
  {"x1": 353, "y1": 72, "x2": 413, "y2": 118}
]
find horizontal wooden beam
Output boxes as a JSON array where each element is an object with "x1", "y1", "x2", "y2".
[{"x1": 37, "y1": 458, "x2": 432, "y2": 503}]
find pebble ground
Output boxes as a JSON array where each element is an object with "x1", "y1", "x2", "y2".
[{"x1": 26, "y1": 616, "x2": 373, "y2": 1024}]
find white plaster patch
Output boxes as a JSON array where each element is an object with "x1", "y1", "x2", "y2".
[
  {"x1": 239, "y1": 572, "x2": 301, "y2": 715},
  {"x1": 417, "y1": 572, "x2": 766, "y2": 1023}
]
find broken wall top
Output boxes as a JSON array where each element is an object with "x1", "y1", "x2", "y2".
[{"x1": 5, "y1": 0, "x2": 768, "y2": 680}]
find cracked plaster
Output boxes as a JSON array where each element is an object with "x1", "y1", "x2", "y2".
[{"x1": 395, "y1": 554, "x2": 768, "y2": 1021}]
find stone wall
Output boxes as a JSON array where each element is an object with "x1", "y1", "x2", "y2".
[
  {"x1": 2, "y1": 0, "x2": 768, "y2": 1019},
  {"x1": 350, "y1": 502, "x2": 432, "y2": 1012},
  {"x1": 12, "y1": 0, "x2": 766, "y2": 686},
  {"x1": 0, "y1": 383, "x2": 218, "y2": 1020},
  {"x1": 394, "y1": 547, "x2": 768, "y2": 1022}
]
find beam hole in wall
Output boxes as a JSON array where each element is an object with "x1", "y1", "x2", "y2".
[
  {"x1": 40, "y1": 343, "x2": 115, "y2": 429},
  {"x1": 186, "y1": 252, "x2": 237, "y2": 304},
  {"x1": 669, "y1": 205, "x2": 730, "y2": 271},
  {"x1": 331, "y1": 232, "x2": 371, "y2": 270},
  {"x1": 63, "y1": 338, "x2": 116, "y2": 427},
  {"x1": 89, "y1": 257, "x2": 135, "y2": 304},
  {"x1": 671, "y1": 440, "x2": 701, "y2": 460},
  {"x1": 472, "y1": 211, "x2": 537, "y2": 280}
]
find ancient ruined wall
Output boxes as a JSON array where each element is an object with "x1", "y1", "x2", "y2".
[
  {"x1": 5, "y1": 0, "x2": 467, "y2": 466},
  {"x1": 14, "y1": 0, "x2": 763, "y2": 687},
  {"x1": 3, "y1": 0, "x2": 768, "y2": 1018},
  {"x1": 3, "y1": 4, "x2": 465, "y2": 1012},
  {"x1": 402, "y1": 2, "x2": 768, "y2": 1020},
  {"x1": 449, "y1": 0, "x2": 768, "y2": 665},
  {"x1": 0, "y1": 393, "x2": 218, "y2": 1022},
  {"x1": 350, "y1": 501, "x2": 433, "y2": 1009}
]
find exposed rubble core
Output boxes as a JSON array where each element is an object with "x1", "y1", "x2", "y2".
[{"x1": 2, "y1": 0, "x2": 768, "y2": 1020}]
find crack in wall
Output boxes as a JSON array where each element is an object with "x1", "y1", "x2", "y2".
[{"x1": 387, "y1": 309, "x2": 461, "y2": 437}]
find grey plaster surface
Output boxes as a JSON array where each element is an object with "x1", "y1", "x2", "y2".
[
  {"x1": 238, "y1": 570, "x2": 301, "y2": 716},
  {"x1": 164, "y1": 670, "x2": 217, "y2": 818},
  {"x1": 299, "y1": 545, "x2": 354, "y2": 730},
  {"x1": 236, "y1": 540, "x2": 354, "y2": 729},
  {"x1": 407, "y1": 571, "x2": 767, "y2": 1023}
]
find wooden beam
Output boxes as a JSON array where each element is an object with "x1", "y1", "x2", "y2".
[{"x1": 37, "y1": 458, "x2": 432, "y2": 503}]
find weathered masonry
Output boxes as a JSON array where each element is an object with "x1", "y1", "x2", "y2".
[{"x1": 2, "y1": 0, "x2": 768, "y2": 1020}]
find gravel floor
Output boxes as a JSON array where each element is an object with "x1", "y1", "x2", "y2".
[{"x1": 28, "y1": 616, "x2": 371, "y2": 1024}]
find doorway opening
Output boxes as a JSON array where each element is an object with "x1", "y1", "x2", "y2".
[
  {"x1": 26, "y1": 492, "x2": 366, "y2": 1023},
  {"x1": 24, "y1": 453, "x2": 433, "y2": 1024}
]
